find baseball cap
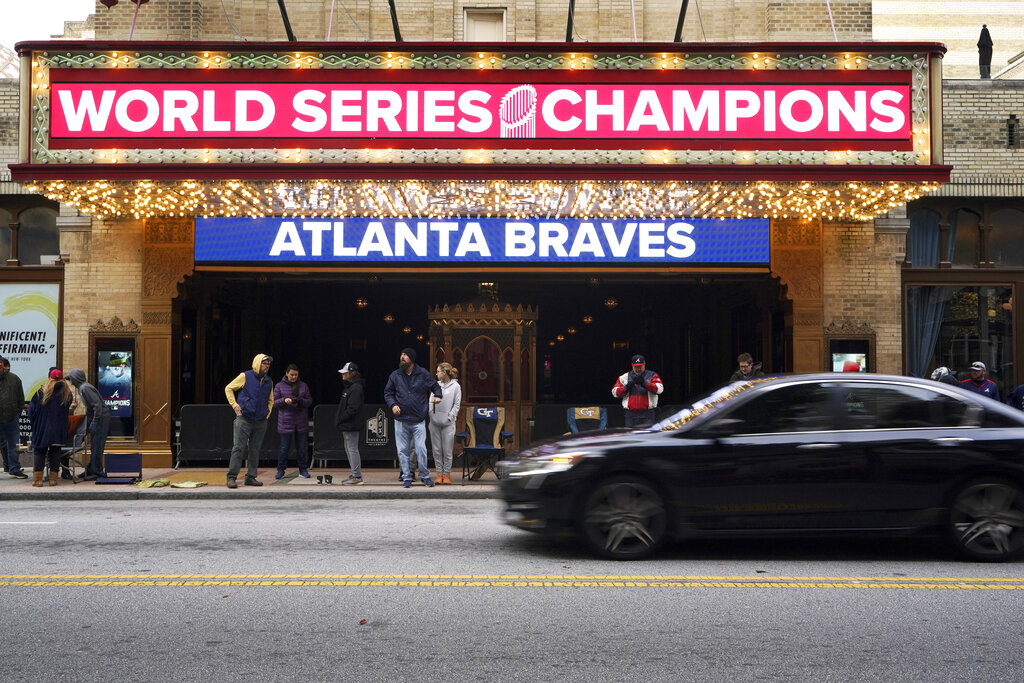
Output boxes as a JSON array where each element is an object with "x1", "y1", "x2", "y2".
[
  {"x1": 631, "y1": 354, "x2": 646, "y2": 365},
  {"x1": 970, "y1": 361, "x2": 986, "y2": 372},
  {"x1": 338, "y1": 362, "x2": 359, "y2": 374}
]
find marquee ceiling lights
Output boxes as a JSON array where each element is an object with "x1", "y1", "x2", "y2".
[{"x1": 27, "y1": 178, "x2": 939, "y2": 222}]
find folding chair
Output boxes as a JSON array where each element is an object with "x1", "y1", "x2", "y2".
[
  {"x1": 566, "y1": 406, "x2": 608, "y2": 434},
  {"x1": 95, "y1": 453, "x2": 143, "y2": 484},
  {"x1": 456, "y1": 406, "x2": 513, "y2": 482},
  {"x1": 59, "y1": 414, "x2": 88, "y2": 483}
]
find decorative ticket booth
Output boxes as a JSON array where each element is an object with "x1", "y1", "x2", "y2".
[{"x1": 428, "y1": 298, "x2": 538, "y2": 449}]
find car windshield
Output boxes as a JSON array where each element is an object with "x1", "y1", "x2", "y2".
[{"x1": 651, "y1": 379, "x2": 767, "y2": 431}]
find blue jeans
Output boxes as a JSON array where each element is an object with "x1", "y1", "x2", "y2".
[
  {"x1": 394, "y1": 420, "x2": 429, "y2": 482},
  {"x1": 625, "y1": 409, "x2": 656, "y2": 427},
  {"x1": 0, "y1": 419, "x2": 23, "y2": 474},
  {"x1": 276, "y1": 428, "x2": 309, "y2": 473}
]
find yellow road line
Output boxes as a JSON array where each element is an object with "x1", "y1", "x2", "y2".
[{"x1": 1, "y1": 574, "x2": 1023, "y2": 589}]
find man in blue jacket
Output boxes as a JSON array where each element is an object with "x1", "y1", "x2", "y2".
[
  {"x1": 960, "y1": 361, "x2": 1000, "y2": 401},
  {"x1": 224, "y1": 353, "x2": 274, "y2": 489},
  {"x1": 385, "y1": 347, "x2": 442, "y2": 488}
]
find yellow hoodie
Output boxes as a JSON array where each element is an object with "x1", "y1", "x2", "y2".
[{"x1": 224, "y1": 353, "x2": 274, "y2": 417}]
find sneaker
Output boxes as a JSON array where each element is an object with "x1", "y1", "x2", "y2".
[
  {"x1": 424, "y1": 478, "x2": 435, "y2": 487},
  {"x1": 298, "y1": 470, "x2": 310, "y2": 478},
  {"x1": 9, "y1": 471, "x2": 28, "y2": 479},
  {"x1": 244, "y1": 477, "x2": 263, "y2": 487},
  {"x1": 342, "y1": 476, "x2": 364, "y2": 486},
  {"x1": 274, "y1": 470, "x2": 285, "y2": 480},
  {"x1": 226, "y1": 478, "x2": 238, "y2": 489},
  {"x1": 402, "y1": 479, "x2": 412, "y2": 488}
]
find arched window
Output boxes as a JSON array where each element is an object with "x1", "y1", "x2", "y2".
[
  {"x1": 950, "y1": 209, "x2": 980, "y2": 266},
  {"x1": 989, "y1": 209, "x2": 1024, "y2": 267},
  {"x1": 907, "y1": 208, "x2": 941, "y2": 267},
  {"x1": 0, "y1": 206, "x2": 59, "y2": 265}
]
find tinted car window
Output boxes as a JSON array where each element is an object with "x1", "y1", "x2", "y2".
[
  {"x1": 838, "y1": 383, "x2": 969, "y2": 430},
  {"x1": 726, "y1": 382, "x2": 835, "y2": 434}
]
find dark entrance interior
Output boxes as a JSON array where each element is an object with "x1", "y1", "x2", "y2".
[{"x1": 174, "y1": 272, "x2": 787, "y2": 415}]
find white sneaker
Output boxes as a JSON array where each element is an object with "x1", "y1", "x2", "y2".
[{"x1": 341, "y1": 476, "x2": 364, "y2": 486}]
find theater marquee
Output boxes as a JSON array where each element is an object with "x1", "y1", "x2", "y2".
[{"x1": 12, "y1": 41, "x2": 949, "y2": 220}]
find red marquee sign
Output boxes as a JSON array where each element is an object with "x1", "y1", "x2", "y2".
[{"x1": 48, "y1": 70, "x2": 912, "y2": 150}]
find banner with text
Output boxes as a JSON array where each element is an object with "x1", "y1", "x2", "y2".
[
  {"x1": 0, "y1": 283, "x2": 60, "y2": 400},
  {"x1": 194, "y1": 217, "x2": 769, "y2": 265}
]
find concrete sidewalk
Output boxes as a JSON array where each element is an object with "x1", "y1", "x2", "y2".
[{"x1": 0, "y1": 463, "x2": 501, "y2": 500}]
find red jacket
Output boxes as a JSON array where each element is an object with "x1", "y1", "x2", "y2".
[{"x1": 612, "y1": 370, "x2": 664, "y2": 411}]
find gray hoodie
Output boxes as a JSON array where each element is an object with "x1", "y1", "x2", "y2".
[
  {"x1": 67, "y1": 368, "x2": 110, "y2": 422},
  {"x1": 428, "y1": 379, "x2": 462, "y2": 426}
]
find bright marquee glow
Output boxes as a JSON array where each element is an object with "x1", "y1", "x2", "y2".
[
  {"x1": 26, "y1": 179, "x2": 939, "y2": 222},
  {"x1": 50, "y1": 81, "x2": 910, "y2": 142}
]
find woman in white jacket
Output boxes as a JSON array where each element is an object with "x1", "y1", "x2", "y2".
[{"x1": 428, "y1": 363, "x2": 462, "y2": 484}]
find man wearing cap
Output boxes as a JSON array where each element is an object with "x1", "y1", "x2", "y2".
[
  {"x1": 612, "y1": 354, "x2": 665, "y2": 427},
  {"x1": 961, "y1": 361, "x2": 1000, "y2": 401},
  {"x1": 0, "y1": 357, "x2": 28, "y2": 478},
  {"x1": 224, "y1": 353, "x2": 274, "y2": 488},
  {"x1": 335, "y1": 361, "x2": 366, "y2": 485},
  {"x1": 384, "y1": 348, "x2": 442, "y2": 488}
]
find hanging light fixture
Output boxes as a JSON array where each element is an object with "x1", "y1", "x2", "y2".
[
  {"x1": 582, "y1": 315, "x2": 594, "y2": 324},
  {"x1": 603, "y1": 298, "x2": 619, "y2": 309},
  {"x1": 355, "y1": 297, "x2": 369, "y2": 309},
  {"x1": 402, "y1": 326, "x2": 412, "y2": 334},
  {"x1": 567, "y1": 327, "x2": 577, "y2": 335},
  {"x1": 383, "y1": 314, "x2": 395, "y2": 323},
  {"x1": 556, "y1": 334, "x2": 565, "y2": 342}
]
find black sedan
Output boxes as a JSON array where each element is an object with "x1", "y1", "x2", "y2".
[{"x1": 499, "y1": 374, "x2": 1024, "y2": 561}]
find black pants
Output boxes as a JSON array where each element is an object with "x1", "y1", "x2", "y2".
[{"x1": 33, "y1": 446, "x2": 62, "y2": 472}]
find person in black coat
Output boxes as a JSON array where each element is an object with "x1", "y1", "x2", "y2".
[
  {"x1": 28, "y1": 369, "x2": 73, "y2": 487},
  {"x1": 335, "y1": 362, "x2": 366, "y2": 485}
]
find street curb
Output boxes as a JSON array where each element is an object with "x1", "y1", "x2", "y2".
[{"x1": 0, "y1": 488, "x2": 501, "y2": 501}]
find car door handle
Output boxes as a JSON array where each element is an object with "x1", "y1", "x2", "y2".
[
  {"x1": 930, "y1": 437, "x2": 974, "y2": 446},
  {"x1": 796, "y1": 443, "x2": 840, "y2": 450}
]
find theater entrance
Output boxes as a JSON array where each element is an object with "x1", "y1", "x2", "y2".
[{"x1": 174, "y1": 271, "x2": 788, "y2": 444}]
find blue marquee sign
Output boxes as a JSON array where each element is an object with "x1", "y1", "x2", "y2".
[{"x1": 194, "y1": 217, "x2": 769, "y2": 265}]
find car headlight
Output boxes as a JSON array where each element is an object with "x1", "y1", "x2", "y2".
[{"x1": 507, "y1": 450, "x2": 589, "y2": 477}]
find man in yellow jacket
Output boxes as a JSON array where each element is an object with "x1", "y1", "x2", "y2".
[{"x1": 224, "y1": 353, "x2": 274, "y2": 489}]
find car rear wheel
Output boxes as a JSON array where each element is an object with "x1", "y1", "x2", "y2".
[
  {"x1": 949, "y1": 478, "x2": 1024, "y2": 562},
  {"x1": 579, "y1": 476, "x2": 667, "y2": 560}
]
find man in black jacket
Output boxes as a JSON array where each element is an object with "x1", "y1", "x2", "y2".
[
  {"x1": 335, "y1": 362, "x2": 366, "y2": 485},
  {"x1": 0, "y1": 357, "x2": 28, "y2": 478}
]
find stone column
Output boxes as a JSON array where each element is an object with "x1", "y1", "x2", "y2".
[
  {"x1": 141, "y1": 218, "x2": 195, "y2": 453},
  {"x1": 771, "y1": 219, "x2": 824, "y2": 373}
]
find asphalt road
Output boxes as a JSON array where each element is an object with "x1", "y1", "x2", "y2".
[{"x1": 2, "y1": 500, "x2": 1023, "y2": 682}]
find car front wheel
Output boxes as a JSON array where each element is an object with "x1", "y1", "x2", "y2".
[
  {"x1": 949, "y1": 478, "x2": 1024, "y2": 562},
  {"x1": 579, "y1": 476, "x2": 667, "y2": 560}
]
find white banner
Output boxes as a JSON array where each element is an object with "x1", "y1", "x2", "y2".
[{"x1": 0, "y1": 283, "x2": 60, "y2": 400}]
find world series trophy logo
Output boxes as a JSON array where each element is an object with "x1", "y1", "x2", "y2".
[{"x1": 499, "y1": 84, "x2": 538, "y2": 139}]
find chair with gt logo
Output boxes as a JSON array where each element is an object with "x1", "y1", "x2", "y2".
[
  {"x1": 566, "y1": 406, "x2": 608, "y2": 434},
  {"x1": 456, "y1": 406, "x2": 513, "y2": 482}
]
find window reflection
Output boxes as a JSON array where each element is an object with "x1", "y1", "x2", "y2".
[{"x1": 906, "y1": 285, "x2": 1013, "y2": 397}]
